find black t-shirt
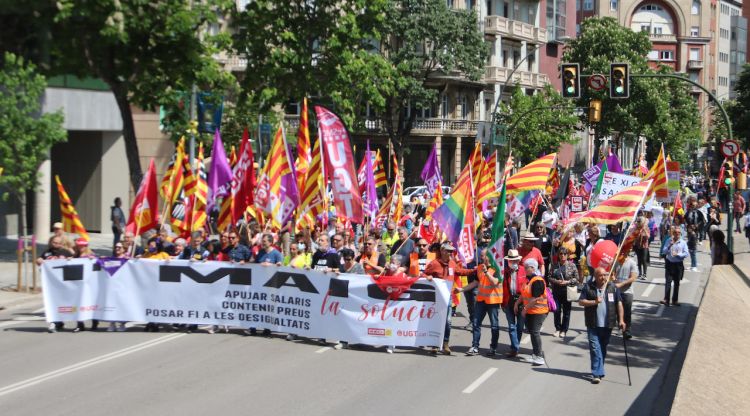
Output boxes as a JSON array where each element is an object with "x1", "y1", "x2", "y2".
[
  {"x1": 312, "y1": 250, "x2": 340, "y2": 271},
  {"x1": 40, "y1": 248, "x2": 70, "y2": 260}
]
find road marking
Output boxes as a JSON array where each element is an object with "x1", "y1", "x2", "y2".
[
  {"x1": 0, "y1": 333, "x2": 186, "y2": 397},
  {"x1": 0, "y1": 316, "x2": 46, "y2": 329},
  {"x1": 642, "y1": 278, "x2": 664, "y2": 298},
  {"x1": 655, "y1": 305, "x2": 665, "y2": 317},
  {"x1": 462, "y1": 368, "x2": 498, "y2": 394},
  {"x1": 521, "y1": 334, "x2": 530, "y2": 345},
  {"x1": 315, "y1": 347, "x2": 331, "y2": 354},
  {"x1": 32, "y1": 307, "x2": 45, "y2": 314}
]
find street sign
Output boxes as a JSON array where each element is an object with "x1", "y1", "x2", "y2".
[
  {"x1": 721, "y1": 139, "x2": 740, "y2": 158},
  {"x1": 588, "y1": 74, "x2": 607, "y2": 91}
]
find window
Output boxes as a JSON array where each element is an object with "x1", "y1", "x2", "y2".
[
  {"x1": 446, "y1": 0, "x2": 454, "y2": 8},
  {"x1": 583, "y1": 0, "x2": 593, "y2": 10},
  {"x1": 720, "y1": 28, "x2": 729, "y2": 39},
  {"x1": 610, "y1": 0, "x2": 617, "y2": 10},
  {"x1": 460, "y1": 95, "x2": 469, "y2": 119},
  {"x1": 441, "y1": 94, "x2": 449, "y2": 118},
  {"x1": 641, "y1": 25, "x2": 651, "y2": 33},
  {"x1": 719, "y1": 52, "x2": 729, "y2": 62},
  {"x1": 731, "y1": 52, "x2": 737, "y2": 64},
  {"x1": 691, "y1": 0, "x2": 700, "y2": 15},
  {"x1": 719, "y1": 76, "x2": 728, "y2": 86},
  {"x1": 285, "y1": 100, "x2": 300, "y2": 115},
  {"x1": 660, "y1": 50, "x2": 674, "y2": 60},
  {"x1": 653, "y1": 26, "x2": 663, "y2": 34},
  {"x1": 690, "y1": 48, "x2": 700, "y2": 61},
  {"x1": 466, "y1": 0, "x2": 474, "y2": 9},
  {"x1": 648, "y1": 50, "x2": 659, "y2": 60},
  {"x1": 690, "y1": 26, "x2": 699, "y2": 37},
  {"x1": 640, "y1": 5, "x2": 662, "y2": 11}
]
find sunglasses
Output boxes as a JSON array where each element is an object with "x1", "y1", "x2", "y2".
[
  {"x1": 115, "y1": 246, "x2": 124, "y2": 249},
  {"x1": 418, "y1": 244, "x2": 428, "y2": 247}
]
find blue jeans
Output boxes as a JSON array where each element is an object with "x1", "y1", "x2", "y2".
[
  {"x1": 689, "y1": 249, "x2": 697, "y2": 268},
  {"x1": 503, "y1": 306, "x2": 525, "y2": 352},
  {"x1": 587, "y1": 327, "x2": 613, "y2": 378},
  {"x1": 444, "y1": 305, "x2": 452, "y2": 342},
  {"x1": 472, "y1": 302, "x2": 500, "y2": 349}
]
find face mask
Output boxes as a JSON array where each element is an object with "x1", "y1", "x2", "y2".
[{"x1": 297, "y1": 243, "x2": 306, "y2": 251}]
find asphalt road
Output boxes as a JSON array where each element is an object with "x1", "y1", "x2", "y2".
[{"x1": 0, "y1": 241, "x2": 711, "y2": 416}]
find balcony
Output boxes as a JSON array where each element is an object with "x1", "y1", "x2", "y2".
[
  {"x1": 484, "y1": 66, "x2": 550, "y2": 89},
  {"x1": 649, "y1": 33, "x2": 677, "y2": 43},
  {"x1": 484, "y1": 16, "x2": 547, "y2": 44},
  {"x1": 687, "y1": 60, "x2": 704, "y2": 70},
  {"x1": 285, "y1": 116, "x2": 478, "y2": 136},
  {"x1": 223, "y1": 54, "x2": 248, "y2": 72}
]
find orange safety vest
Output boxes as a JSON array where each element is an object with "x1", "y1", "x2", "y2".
[
  {"x1": 360, "y1": 251, "x2": 381, "y2": 275},
  {"x1": 408, "y1": 252, "x2": 436, "y2": 277},
  {"x1": 521, "y1": 276, "x2": 549, "y2": 314},
  {"x1": 476, "y1": 265, "x2": 503, "y2": 304}
]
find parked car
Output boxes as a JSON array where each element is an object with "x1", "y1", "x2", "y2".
[{"x1": 401, "y1": 185, "x2": 451, "y2": 205}]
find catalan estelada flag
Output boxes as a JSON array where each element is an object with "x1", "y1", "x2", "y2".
[
  {"x1": 425, "y1": 183, "x2": 444, "y2": 220},
  {"x1": 433, "y1": 165, "x2": 473, "y2": 243},
  {"x1": 189, "y1": 143, "x2": 208, "y2": 232},
  {"x1": 571, "y1": 180, "x2": 652, "y2": 225},
  {"x1": 644, "y1": 144, "x2": 668, "y2": 200},
  {"x1": 475, "y1": 151, "x2": 498, "y2": 208},
  {"x1": 54, "y1": 175, "x2": 89, "y2": 241},
  {"x1": 296, "y1": 97, "x2": 311, "y2": 182},
  {"x1": 374, "y1": 149, "x2": 387, "y2": 188},
  {"x1": 506, "y1": 153, "x2": 557, "y2": 193}
]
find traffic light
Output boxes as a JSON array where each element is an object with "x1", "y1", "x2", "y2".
[
  {"x1": 610, "y1": 63, "x2": 629, "y2": 99},
  {"x1": 589, "y1": 99, "x2": 602, "y2": 123},
  {"x1": 561, "y1": 63, "x2": 580, "y2": 98},
  {"x1": 725, "y1": 161, "x2": 735, "y2": 186}
]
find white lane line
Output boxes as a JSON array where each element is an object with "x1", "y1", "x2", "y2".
[
  {"x1": 462, "y1": 368, "x2": 498, "y2": 394},
  {"x1": 0, "y1": 316, "x2": 46, "y2": 329},
  {"x1": 642, "y1": 278, "x2": 664, "y2": 298},
  {"x1": 655, "y1": 305, "x2": 665, "y2": 317},
  {"x1": 0, "y1": 333, "x2": 186, "y2": 397},
  {"x1": 315, "y1": 347, "x2": 331, "y2": 354},
  {"x1": 32, "y1": 307, "x2": 45, "y2": 314},
  {"x1": 520, "y1": 334, "x2": 530, "y2": 345}
]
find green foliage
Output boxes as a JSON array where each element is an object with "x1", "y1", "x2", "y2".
[
  {"x1": 728, "y1": 63, "x2": 750, "y2": 149},
  {"x1": 232, "y1": 0, "x2": 388, "y2": 126},
  {"x1": 563, "y1": 17, "x2": 701, "y2": 165},
  {"x1": 47, "y1": 0, "x2": 237, "y2": 188},
  {"x1": 376, "y1": 0, "x2": 488, "y2": 158},
  {"x1": 0, "y1": 53, "x2": 67, "y2": 200},
  {"x1": 497, "y1": 85, "x2": 579, "y2": 164}
]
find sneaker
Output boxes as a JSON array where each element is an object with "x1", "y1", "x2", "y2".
[
  {"x1": 505, "y1": 350, "x2": 518, "y2": 358},
  {"x1": 485, "y1": 349, "x2": 497, "y2": 357},
  {"x1": 317, "y1": 338, "x2": 327, "y2": 346},
  {"x1": 466, "y1": 347, "x2": 479, "y2": 356},
  {"x1": 341, "y1": 342, "x2": 349, "y2": 349},
  {"x1": 116, "y1": 323, "x2": 127, "y2": 332},
  {"x1": 554, "y1": 330, "x2": 560, "y2": 338},
  {"x1": 429, "y1": 347, "x2": 438, "y2": 355},
  {"x1": 107, "y1": 323, "x2": 116, "y2": 332},
  {"x1": 47, "y1": 323, "x2": 57, "y2": 333},
  {"x1": 386, "y1": 346, "x2": 394, "y2": 354},
  {"x1": 532, "y1": 355, "x2": 545, "y2": 366},
  {"x1": 244, "y1": 328, "x2": 257, "y2": 336},
  {"x1": 623, "y1": 330, "x2": 633, "y2": 340},
  {"x1": 286, "y1": 334, "x2": 296, "y2": 341},
  {"x1": 262, "y1": 329, "x2": 271, "y2": 337},
  {"x1": 73, "y1": 326, "x2": 82, "y2": 333},
  {"x1": 207, "y1": 326, "x2": 216, "y2": 335},
  {"x1": 333, "y1": 342, "x2": 344, "y2": 350},
  {"x1": 591, "y1": 376, "x2": 601, "y2": 384},
  {"x1": 561, "y1": 332, "x2": 567, "y2": 338},
  {"x1": 638, "y1": 275, "x2": 647, "y2": 281}
]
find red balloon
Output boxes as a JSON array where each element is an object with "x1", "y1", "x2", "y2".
[{"x1": 589, "y1": 240, "x2": 618, "y2": 271}]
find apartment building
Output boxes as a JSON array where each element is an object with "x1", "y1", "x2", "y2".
[{"x1": 716, "y1": 0, "x2": 746, "y2": 101}]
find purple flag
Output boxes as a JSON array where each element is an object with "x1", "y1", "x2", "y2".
[
  {"x1": 420, "y1": 144, "x2": 442, "y2": 195},
  {"x1": 207, "y1": 130, "x2": 233, "y2": 210},
  {"x1": 602, "y1": 149, "x2": 623, "y2": 174},
  {"x1": 277, "y1": 144, "x2": 300, "y2": 226},
  {"x1": 363, "y1": 141, "x2": 379, "y2": 218}
]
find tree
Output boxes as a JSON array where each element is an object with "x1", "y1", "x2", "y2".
[
  {"x1": 496, "y1": 85, "x2": 579, "y2": 164},
  {"x1": 231, "y1": 0, "x2": 389, "y2": 125},
  {"x1": 46, "y1": 0, "x2": 236, "y2": 190},
  {"x1": 376, "y1": 0, "x2": 487, "y2": 165},
  {"x1": 0, "y1": 53, "x2": 67, "y2": 238},
  {"x1": 563, "y1": 17, "x2": 700, "y2": 166}
]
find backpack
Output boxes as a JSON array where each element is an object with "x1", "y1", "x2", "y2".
[{"x1": 546, "y1": 287, "x2": 557, "y2": 313}]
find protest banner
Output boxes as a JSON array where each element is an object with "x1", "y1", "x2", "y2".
[
  {"x1": 598, "y1": 172, "x2": 641, "y2": 201},
  {"x1": 42, "y1": 259, "x2": 451, "y2": 347}
]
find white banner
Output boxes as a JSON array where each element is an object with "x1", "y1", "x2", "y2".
[
  {"x1": 42, "y1": 259, "x2": 451, "y2": 347},
  {"x1": 598, "y1": 172, "x2": 642, "y2": 201}
]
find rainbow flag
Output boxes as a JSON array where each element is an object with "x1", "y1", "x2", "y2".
[
  {"x1": 571, "y1": 180, "x2": 652, "y2": 225},
  {"x1": 506, "y1": 153, "x2": 557, "y2": 193},
  {"x1": 433, "y1": 166, "x2": 473, "y2": 243}
]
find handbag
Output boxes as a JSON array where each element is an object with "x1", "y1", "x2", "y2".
[
  {"x1": 566, "y1": 285, "x2": 579, "y2": 302},
  {"x1": 546, "y1": 287, "x2": 557, "y2": 313}
]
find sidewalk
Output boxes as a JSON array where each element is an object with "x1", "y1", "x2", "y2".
[
  {"x1": 0, "y1": 233, "x2": 115, "y2": 309},
  {"x1": 670, "y1": 225, "x2": 750, "y2": 415}
]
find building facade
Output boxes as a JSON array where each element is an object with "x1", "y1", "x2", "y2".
[{"x1": 716, "y1": 0, "x2": 746, "y2": 100}]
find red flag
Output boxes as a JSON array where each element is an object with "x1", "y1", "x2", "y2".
[
  {"x1": 126, "y1": 159, "x2": 158, "y2": 236},
  {"x1": 314, "y1": 106, "x2": 363, "y2": 222},
  {"x1": 231, "y1": 128, "x2": 257, "y2": 223}
]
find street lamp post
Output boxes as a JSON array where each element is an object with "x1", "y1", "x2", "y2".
[{"x1": 489, "y1": 44, "x2": 541, "y2": 154}]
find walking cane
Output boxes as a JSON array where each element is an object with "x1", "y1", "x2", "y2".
[{"x1": 622, "y1": 333, "x2": 632, "y2": 386}]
